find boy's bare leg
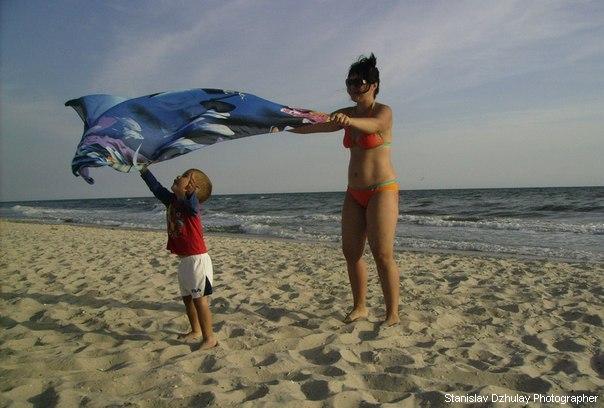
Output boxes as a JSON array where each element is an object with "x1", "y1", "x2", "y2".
[
  {"x1": 179, "y1": 295, "x2": 202, "y2": 340},
  {"x1": 193, "y1": 296, "x2": 218, "y2": 349}
]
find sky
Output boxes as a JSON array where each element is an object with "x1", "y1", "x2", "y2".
[{"x1": 1, "y1": 0, "x2": 603, "y2": 201}]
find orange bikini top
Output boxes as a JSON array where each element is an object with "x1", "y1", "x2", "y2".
[{"x1": 343, "y1": 127, "x2": 390, "y2": 149}]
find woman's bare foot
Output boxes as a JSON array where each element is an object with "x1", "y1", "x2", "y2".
[
  {"x1": 178, "y1": 331, "x2": 202, "y2": 341},
  {"x1": 381, "y1": 315, "x2": 400, "y2": 327},
  {"x1": 344, "y1": 307, "x2": 369, "y2": 323},
  {"x1": 199, "y1": 337, "x2": 218, "y2": 350}
]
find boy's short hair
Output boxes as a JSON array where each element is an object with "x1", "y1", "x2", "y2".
[{"x1": 188, "y1": 169, "x2": 212, "y2": 202}]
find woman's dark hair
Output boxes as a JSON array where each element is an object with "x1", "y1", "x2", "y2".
[{"x1": 348, "y1": 53, "x2": 380, "y2": 96}]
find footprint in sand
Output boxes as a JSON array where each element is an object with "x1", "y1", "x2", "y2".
[
  {"x1": 513, "y1": 374, "x2": 551, "y2": 394},
  {"x1": 362, "y1": 372, "x2": 416, "y2": 393},
  {"x1": 255, "y1": 305, "x2": 288, "y2": 322},
  {"x1": 190, "y1": 392, "x2": 215, "y2": 406},
  {"x1": 320, "y1": 366, "x2": 345, "y2": 377},
  {"x1": 379, "y1": 352, "x2": 415, "y2": 368},
  {"x1": 582, "y1": 314, "x2": 602, "y2": 326},
  {"x1": 301, "y1": 380, "x2": 331, "y2": 401},
  {"x1": 590, "y1": 353, "x2": 604, "y2": 377},
  {"x1": 360, "y1": 350, "x2": 379, "y2": 363},
  {"x1": 560, "y1": 310, "x2": 584, "y2": 321},
  {"x1": 279, "y1": 284, "x2": 293, "y2": 292},
  {"x1": 229, "y1": 327, "x2": 245, "y2": 338},
  {"x1": 465, "y1": 306, "x2": 487, "y2": 316},
  {"x1": 358, "y1": 330, "x2": 379, "y2": 341},
  {"x1": 292, "y1": 319, "x2": 321, "y2": 330},
  {"x1": 521, "y1": 335, "x2": 548, "y2": 352},
  {"x1": 553, "y1": 338, "x2": 586, "y2": 352},
  {"x1": 497, "y1": 303, "x2": 520, "y2": 313},
  {"x1": 467, "y1": 359, "x2": 490, "y2": 371},
  {"x1": 212, "y1": 297, "x2": 230, "y2": 313},
  {"x1": 27, "y1": 386, "x2": 59, "y2": 408},
  {"x1": 300, "y1": 346, "x2": 341, "y2": 365},
  {"x1": 415, "y1": 340, "x2": 436, "y2": 348},
  {"x1": 199, "y1": 355, "x2": 220, "y2": 373},
  {"x1": 28, "y1": 311, "x2": 46, "y2": 323},
  {"x1": 551, "y1": 358, "x2": 578, "y2": 375},
  {"x1": 505, "y1": 353, "x2": 525, "y2": 368},
  {"x1": 286, "y1": 371, "x2": 312, "y2": 382},
  {"x1": 242, "y1": 384, "x2": 269, "y2": 402},
  {"x1": 255, "y1": 354, "x2": 278, "y2": 367}
]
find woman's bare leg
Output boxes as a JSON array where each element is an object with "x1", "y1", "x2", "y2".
[
  {"x1": 341, "y1": 193, "x2": 369, "y2": 322},
  {"x1": 366, "y1": 190, "x2": 400, "y2": 326}
]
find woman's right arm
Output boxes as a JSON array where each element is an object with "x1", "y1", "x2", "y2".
[
  {"x1": 288, "y1": 108, "x2": 347, "y2": 134},
  {"x1": 288, "y1": 121, "x2": 342, "y2": 134}
]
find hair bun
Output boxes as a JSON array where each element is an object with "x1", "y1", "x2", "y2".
[
  {"x1": 357, "y1": 53, "x2": 377, "y2": 67},
  {"x1": 367, "y1": 53, "x2": 377, "y2": 67}
]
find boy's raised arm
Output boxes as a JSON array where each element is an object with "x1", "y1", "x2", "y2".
[{"x1": 140, "y1": 167, "x2": 173, "y2": 207}]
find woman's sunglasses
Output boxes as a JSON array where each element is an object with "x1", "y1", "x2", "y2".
[{"x1": 345, "y1": 78, "x2": 369, "y2": 88}]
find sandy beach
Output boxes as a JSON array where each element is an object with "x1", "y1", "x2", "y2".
[{"x1": 0, "y1": 219, "x2": 602, "y2": 407}]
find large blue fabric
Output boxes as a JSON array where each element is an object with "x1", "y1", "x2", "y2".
[{"x1": 67, "y1": 89, "x2": 327, "y2": 184}]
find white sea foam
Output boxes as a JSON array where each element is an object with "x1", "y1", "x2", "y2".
[
  {"x1": 2, "y1": 187, "x2": 602, "y2": 262},
  {"x1": 398, "y1": 214, "x2": 603, "y2": 235}
]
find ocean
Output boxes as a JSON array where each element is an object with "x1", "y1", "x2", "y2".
[{"x1": 1, "y1": 187, "x2": 602, "y2": 262}]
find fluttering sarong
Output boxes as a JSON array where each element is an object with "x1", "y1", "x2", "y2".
[{"x1": 66, "y1": 89, "x2": 327, "y2": 184}]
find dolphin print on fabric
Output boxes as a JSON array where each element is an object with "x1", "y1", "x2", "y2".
[{"x1": 66, "y1": 89, "x2": 328, "y2": 184}]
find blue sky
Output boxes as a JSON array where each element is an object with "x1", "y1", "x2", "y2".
[{"x1": 1, "y1": 0, "x2": 603, "y2": 201}]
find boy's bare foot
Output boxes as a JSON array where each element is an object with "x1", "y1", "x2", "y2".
[
  {"x1": 178, "y1": 331, "x2": 202, "y2": 341},
  {"x1": 344, "y1": 308, "x2": 369, "y2": 323},
  {"x1": 199, "y1": 337, "x2": 218, "y2": 350}
]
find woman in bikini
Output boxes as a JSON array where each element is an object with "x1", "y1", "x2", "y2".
[{"x1": 292, "y1": 54, "x2": 400, "y2": 326}]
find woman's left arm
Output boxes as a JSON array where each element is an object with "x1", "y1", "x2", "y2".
[{"x1": 332, "y1": 105, "x2": 392, "y2": 134}]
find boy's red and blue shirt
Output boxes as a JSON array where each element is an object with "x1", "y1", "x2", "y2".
[{"x1": 141, "y1": 170, "x2": 207, "y2": 256}]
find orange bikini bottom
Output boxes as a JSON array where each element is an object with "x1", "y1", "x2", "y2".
[{"x1": 346, "y1": 179, "x2": 399, "y2": 208}]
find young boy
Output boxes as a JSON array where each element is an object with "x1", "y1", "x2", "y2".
[{"x1": 140, "y1": 166, "x2": 217, "y2": 349}]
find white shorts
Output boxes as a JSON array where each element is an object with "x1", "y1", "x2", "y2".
[{"x1": 177, "y1": 253, "x2": 213, "y2": 298}]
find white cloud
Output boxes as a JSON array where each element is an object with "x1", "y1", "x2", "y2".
[
  {"x1": 91, "y1": 1, "x2": 604, "y2": 106},
  {"x1": 369, "y1": 0, "x2": 604, "y2": 101}
]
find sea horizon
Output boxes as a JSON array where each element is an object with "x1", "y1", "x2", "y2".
[{"x1": 1, "y1": 184, "x2": 602, "y2": 204}]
